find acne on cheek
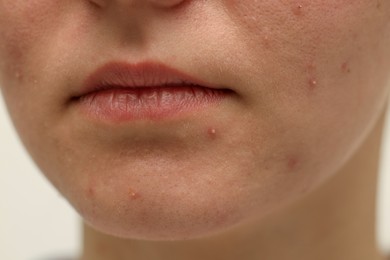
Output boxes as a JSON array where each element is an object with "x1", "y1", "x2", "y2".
[
  {"x1": 341, "y1": 61, "x2": 351, "y2": 74},
  {"x1": 264, "y1": 153, "x2": 302, "y2": 175},
  {"x1": 287, "y1": 157, "x2": 300, "y2": 172},
  {"x1": 128, "y1": 187, "x2": 141, "y2": 200},
  {"x1": 225, "y1": 1, "x2": 368, "y2": 85},
  {"x1": 207, "y1": 127, "x2": 217, "y2": 140}
]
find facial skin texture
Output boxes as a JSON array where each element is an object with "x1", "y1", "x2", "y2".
[{"x1": 0, "y1": 1, "x2": 390, "y2": 258}]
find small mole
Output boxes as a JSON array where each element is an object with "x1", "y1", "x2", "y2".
[
  {"x1": 377, "y1": 0, "x2": 382, "y2": 9},
  {"x1": 292, "y1": 4, "x2": 303, "y2": 16},
  {"x1": 341, "y1": 62, "x2": 351, "y2": 74},
  {"x1": 207, "y1": 128, "x2": 217, "y2": 140}
]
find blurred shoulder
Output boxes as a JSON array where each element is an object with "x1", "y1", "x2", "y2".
[{"x1": 36, "y1": 256, "x2": 75, "y2": 260}]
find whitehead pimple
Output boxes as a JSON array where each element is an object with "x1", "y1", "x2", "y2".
[
  {"x1": 306, "y1": 62, "x2": 318, "y2": 91},
  {"x1": 308, "y1": 78, "x2": 318, "y2": 90},
  {"x1": 129, "y1": 187, "x2": 140, "y2": 200},
  {"x1": 263, "y1": 35, "x2": 271, "y2": 48},
  {"x1": 292, "y1": 4, "x2": 304, "y2": 16},
  {"x1": 207, "y1": 128, "x2": 217, "y2": 140},
  {"x1": 261, "y1": 27, "x2": 272, "y2": 49},
  {"x1": 14, "y1": 70, "x2": 23, "y2": 81}
]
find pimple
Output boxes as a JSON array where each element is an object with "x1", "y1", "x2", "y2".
[
  {"x1": 287, "y1": 157, "x2": 300, "y2": 172},
  {"x1": 261, "y1": 27, "x2": 272, "y2": 49},
  {"x1": 86, "y1": 177, "x2": 97, "y2": 199},
  {"x1": 207, "y1": 127, "x2": 217, "y2": 140},
  {"x1": 15, "y1": 71, "x2": 22, "y2": 80},
  {"x1": 306, "y1": 62, "x2": 318, "y2": 91},
  {"x1": 11, "y1": 68, "x2": 24, "y2": 82},
  {"x1": 341, "y1": 61, "x2": 351, "y2": 74},
  {"x1": 292, "y1": 4, "x2": 304, "y2": 16},
  {"x1": 129, "y1": 187, "x2": 140, "y2": 200},
  {"x1": 86, "y1": 186, "x2": 95, "y2": 199},
  {"x1": 263, "y1": 35, "x2": 271, "y2": 49},
  {"x1": 308, "y1": 78, "x2": 318, "y2": 90}
]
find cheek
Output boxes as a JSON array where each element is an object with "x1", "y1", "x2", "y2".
[
  {"x1": 0, "y1": 2, "x2": 50, "y2": 81},
  {"x1": 222, "y1": 0, "x2": 386, "y2": 51},
  {"x1": 0, "y1": 0, "x2": 72, "y2": 86},
  {"x1": 222, "y1": 0, "x2": 390, "y2": 192},
  {"x1": 222, "y1": 0, "x2": 390, "y2": 94}
]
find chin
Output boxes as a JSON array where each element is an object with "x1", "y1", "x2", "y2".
[
  {"x1": 73, "y1": 182, "x2": 247, "y2": 241},
  {"x1": 58, "y1": 156, "x2": 280, "y2": 241}
]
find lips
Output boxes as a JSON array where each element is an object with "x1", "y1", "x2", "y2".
[{"x1": 73, "y1": 61, "x2": 232, "y2": 122}]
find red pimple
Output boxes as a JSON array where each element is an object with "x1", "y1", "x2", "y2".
[
  {"x1": 341, "y1": 62, "x2": 351, "y2": 74},
  {"x1": 207, "y1": 127, "x2": 217, "y2": 140},
  {"x1": 287, "y1": 157, "x2": 300, "y2": 171},
  {"x1": 86, "y1": 177, "x2": 97, "y2": 199},
  {"x1": 129, "y1": 187, "x2": 140, "y2": 200},
  {"x1": 308, "y1": 78, "x2": 318, "y2": 90},
  {"x1": 87, "y1": 186, "x2": 95, "y2": 198}
]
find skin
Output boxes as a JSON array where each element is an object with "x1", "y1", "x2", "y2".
[{"x1": 0, "y1": 0, "x2": 389, "y2": 259}]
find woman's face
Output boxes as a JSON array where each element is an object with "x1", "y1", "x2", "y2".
[{"x1": 1, "y1": 0, "x2": 390, "y2": 240}]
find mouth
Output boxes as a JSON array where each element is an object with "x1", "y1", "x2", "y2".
[{"x1": 72, "y1": 61, "x2": 234, "y2": 122}]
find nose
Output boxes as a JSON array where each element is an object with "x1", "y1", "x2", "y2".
[{"x1": 89, "y1": 0, "x2": 186, "y2": 9}]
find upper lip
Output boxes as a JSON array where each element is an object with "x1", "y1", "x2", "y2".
[{"x1": 76, "y1": 61, "x2": 223, "y2": 98}]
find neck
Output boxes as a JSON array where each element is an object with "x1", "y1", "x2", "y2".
[{"x1": 80, "y1": 109, "x2": 388, "y2": 260}]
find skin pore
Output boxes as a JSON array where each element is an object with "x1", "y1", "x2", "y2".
[{"x1": 0, "y1": 0, "x2": 390, "y2": 260}]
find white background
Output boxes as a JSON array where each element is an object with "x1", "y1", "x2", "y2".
[{"x1": 1, "y1": 94, "x2": 390, "y2": 260}]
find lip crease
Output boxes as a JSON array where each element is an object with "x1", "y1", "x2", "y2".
[{"x1": 73, "y1": 61, "x2": 232, "y2": 122}]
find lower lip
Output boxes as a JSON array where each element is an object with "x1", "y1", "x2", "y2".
[{"x1": 75, "y1": 86, "x2": 229, "y2": 122}]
